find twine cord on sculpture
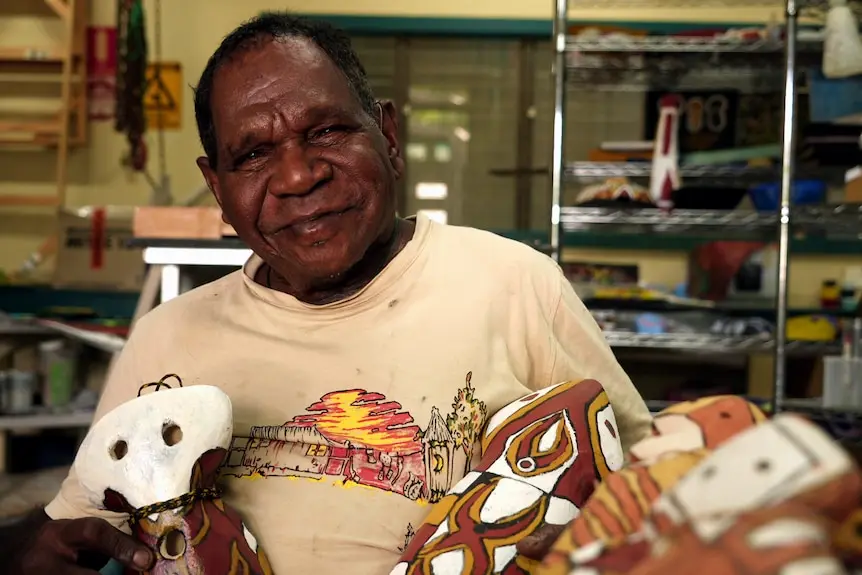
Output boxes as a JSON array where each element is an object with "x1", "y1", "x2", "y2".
[
  {"x1": 128, "y1": 487, "x2": 223, "y2": 526},
  {"x1": 137, "y1": 373, "x2": 184, "y2": 397},
  {"x1": 128, "y1": 373, "x2": 221, "y2": 527}
]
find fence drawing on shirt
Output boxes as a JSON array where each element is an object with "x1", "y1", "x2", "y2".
[{"x1": 222, "y1": 372, "x2": 487, "y2": 503}]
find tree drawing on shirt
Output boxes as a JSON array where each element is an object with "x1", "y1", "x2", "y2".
[
  {"x1": 398, "y1": 523, "x2": 416, "y2": 554},
  {"x1": 445, "y1": 372, "x2": 488, "y2": 475}
]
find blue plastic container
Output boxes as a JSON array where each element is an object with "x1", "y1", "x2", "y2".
[
  {"x1": 748, "y1": 180, "x2": 827, "y2": 212},
  {"x1": 808, "y1": 67, "x2": 862, "y2": 123}
]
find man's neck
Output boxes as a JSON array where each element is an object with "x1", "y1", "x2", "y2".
[{"x1": 259, "y1": 218, "x2": 416, "y2": 305}]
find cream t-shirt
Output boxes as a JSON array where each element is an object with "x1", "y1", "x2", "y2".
[{"x1": 46, "y1": 214, "x2": 651, "y2": 574}]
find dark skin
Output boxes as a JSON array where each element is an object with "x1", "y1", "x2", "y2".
[
  {"x1": 196, "y1": 37, "x2": 412, "y2": 304},
  {"x1": 0, "y1": 36, "x2": 562, "y2": 572},
  {"x1": 196, "y1": 36, "x2": 563, "y2": 559},
  {"x1": 0, "y1": 510, "x2": 153, "y2": 574}
]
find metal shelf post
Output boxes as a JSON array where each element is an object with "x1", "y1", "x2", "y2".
[
  {"x1": 550, "y1": 0, "x2": 569, "y2": 263},
  {"x1": 774, "y1": 0, "x2": 799, "y2": 413}
]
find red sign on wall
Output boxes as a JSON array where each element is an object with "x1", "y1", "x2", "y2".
[{"x1": 86, "y1": 26, "x2": 118, "y2": 121}]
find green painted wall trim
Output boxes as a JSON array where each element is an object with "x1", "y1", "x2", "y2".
[
  {"x1": 290, "y1": 14, "x2": 792, "y2": 38},
  {"x1": 303, "y1": 15, "x2": 551, "y2": 37},
  {"x1": 492, "y1": 230, "x2": 862, "y2": 256}
]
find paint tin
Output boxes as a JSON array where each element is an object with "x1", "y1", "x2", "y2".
[{"x1": 7, "y1": 370, "x2": 36, "y2": 414}]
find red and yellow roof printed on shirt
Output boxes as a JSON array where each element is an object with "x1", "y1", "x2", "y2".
[{"x1": 289, "y1": 389, "x2": 422, "y2": 454}]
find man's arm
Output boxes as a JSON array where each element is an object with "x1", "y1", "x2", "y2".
[
  {"x1": 0, "y1": 510, "x2": 50, "y2": 571},
  {"x1": 530, "y1": 262, "x2": 653, "y2": 451},
  {"x1": 0, "y1": 508, "x2": 152, "y2": 574}
]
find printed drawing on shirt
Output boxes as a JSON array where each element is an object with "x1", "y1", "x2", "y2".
[
  {"x1": 398, "y1": 523, "x2": 416, "y2": 554},
  {"x1": 222, "y1": 372, "x2": 487, "y2": 503}
]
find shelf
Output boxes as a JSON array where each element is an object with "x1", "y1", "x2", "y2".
[
  {"x1": 0, "y1": 195, "x2": 60, "y2": 207},
  {"x1": 567, "y1": 73, "x2": 786, "y2": 93},
  {"x1": 0, "y1": 410, "x2": 93, "y2": 431},
  {"x1": 131, "y1": 228, "x2": 862, "y2": 258},
  {"x1": 0, "y1": 317, "x2": 125, "y2": 353},
  {"x1": 783, "y1": 398, "x2": 862, "y2": 417},
  {"x1": 563, "y1": 207, "x2": 772, "y2": 229},
  {"x1": 560, "y1": 206, "x2": 862, "y2": 238},
  {"x1": 37, "y1": 320, "x2": 125, "y2": 354},
  {"x1": 568, "y1": 35, "x2": 784, "y2": 53},
  {"x1": 0, "y1": 322, "x2": 53, "y2": 336},
  {"x1": 604, "y1": 331, "x2": 838, "y2": 354},
  {"x1": 587, "y1": 297, "x2": 860, "y2": 318},
  {"x1": 565, "y1": 161, "x2": 775, "y2": 182},
  {"x1": 0, "y1": 119, "x2": 61, "y2": 135},
  {"x1": 0, "y1": 46, "x2": 65, "y2": 64},
  {"x1": 567, "y1": 35, "x2": 825, "y2": 55},
  {"x1": 0, "y1": 116, "x2": 67, "y2": 148},
  {"x1": 564, "y1": 161, "x2": 845, "y2": 184}
]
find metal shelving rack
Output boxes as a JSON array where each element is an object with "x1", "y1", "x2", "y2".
[{"x1": 549, "y1": 0, "x2": 813, "y2": 412}]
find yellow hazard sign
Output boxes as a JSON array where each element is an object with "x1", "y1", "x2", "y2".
[{"x1": 144, "y1": 62, "x2": 182, "y2": 130}]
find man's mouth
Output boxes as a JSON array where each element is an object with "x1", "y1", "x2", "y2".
[
  {"x1": 289, "y1": 207, "x2": 353, "y2": 228},
  {"x1": 282, "y1": 207, "x2": 354, "y2": 241}
]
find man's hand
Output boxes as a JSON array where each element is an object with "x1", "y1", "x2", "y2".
[
  {"x1": 6, "y1": 515, "x2": 153, "y2": 574},
  {"x1": 517, "y1": 523, "x2": 566, "y2": 561}
]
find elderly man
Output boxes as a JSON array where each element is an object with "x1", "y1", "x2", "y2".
[{"x1": 0, "y1": 12, "x2": 651, "y2": 574}]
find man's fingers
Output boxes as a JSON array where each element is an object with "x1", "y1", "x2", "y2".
[
  {"x1": 62, "y1": 518, "x2": 153, "y2": 571},
  {"x1": 517, "y1": 523, "x2": 566, "y2": 560}
]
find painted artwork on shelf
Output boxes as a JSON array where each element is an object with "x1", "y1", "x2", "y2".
[{"x1": 563, "y1": 262, "x2": 639, "y2": 286}]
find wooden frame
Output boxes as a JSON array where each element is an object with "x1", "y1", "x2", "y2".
[{"x1": 0, "y1": 0, "x2": 88, "y2": 208}]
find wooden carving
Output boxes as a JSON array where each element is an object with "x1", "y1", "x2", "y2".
[
  {"x1": 73, "y1": 377, "x2": 273, "y2": 574},
  {"x1": 391, "y1": 379, "x2": 625, "y2": 575}
]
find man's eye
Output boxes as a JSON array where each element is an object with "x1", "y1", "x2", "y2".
[
  {"x1": 316, "y1": 125, "x2": 348, "y2": 138},
  {"x1": 234, "y1": 148, "x2": 266, "y2": 169}
]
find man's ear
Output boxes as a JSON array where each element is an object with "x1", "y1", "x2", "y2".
[
  {"x1": 196, "y1": 156, "x2": 230, "y2": 225},
  {"x1": 377, "y1": 100, "x2": 404, "y2": 179}
]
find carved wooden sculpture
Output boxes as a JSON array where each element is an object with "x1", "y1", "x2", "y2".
[
  {"x1": 540, "y1": 395, "x2": 767, "y2": 566},
  {"x1": 540, "y1": 413, "x2": 862, "y2": 575},
  {"x1": 391, "y1": 379, "x2": 624, "y2": 575},
  {"x1": 73, "y1": 375, "x2": 273, "y2": 575}
]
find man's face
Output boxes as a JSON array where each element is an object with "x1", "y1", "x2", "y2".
[{"x1": 197, "y1": 37, "x2": 402, "y2": 287}]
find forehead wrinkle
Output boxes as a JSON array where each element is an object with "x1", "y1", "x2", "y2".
[{"x1": 211, "y1": 36, "x2": 368, "y2": 159}]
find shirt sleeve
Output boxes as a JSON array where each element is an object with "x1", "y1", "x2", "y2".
[
  {"x1": 44, "y1": 333, "x2": 146, "y2": 531},
  {"x1": 531, "y1": 261, "x2": 653, "y2": 452}
]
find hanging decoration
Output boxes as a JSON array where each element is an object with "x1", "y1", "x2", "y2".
[{"x1": 115, "y1": 0, "x2": 148, "y2": 171}]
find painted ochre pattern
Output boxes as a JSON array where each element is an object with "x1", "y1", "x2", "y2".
[
  {"x1": 391, "y1": 379, "x2": 625, "y2": 575},
  {"x1": 539, "y1": 402, "x2": 862, "y2": 575},
  {"x1": 540, "y1": 394, "x2": 770, "y2": 568}
]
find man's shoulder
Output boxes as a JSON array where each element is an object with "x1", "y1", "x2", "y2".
[
  {"x1": 432, "y1": 223, "x2": 559, "y2": 276},
  {"x1": 427, "y1": 223, "x2": 566, "y2": 314},
  {"x1": 132, "y1": 269, "x2": 245, "y2": 336}
]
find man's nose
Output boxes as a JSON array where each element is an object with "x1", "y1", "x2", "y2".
[{"x1": 267, "y1": 143, "x2": 331, "y2": 197}]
